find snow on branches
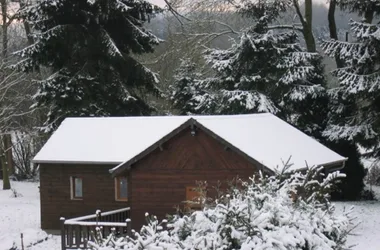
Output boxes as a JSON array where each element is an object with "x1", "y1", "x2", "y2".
[
  {"x1": 87, "y1": 167, "x2": 354, "y2": 250},
  {"x1": 170, "y1": 19, "x2": 327, "y2": 136},
  {"x1": 14, "y1": 0, "x2": 162, "y2": 131},
  {"x1": 322, "y1": 19, "x2": 380, "y2": 152}
]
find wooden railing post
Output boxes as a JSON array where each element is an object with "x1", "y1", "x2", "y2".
[
  {"x1": 126, "y1": 218, "x2": 131, "y2": 236},
  {"x1": 75, "y1": 225, "x2": 80, "y2": 248},
  {"x1": 96, "y1": 209, "x2": 101, "y2": 224},
  {"x1": 60, "y1": 217, "x2": 66, "y2": 250}
]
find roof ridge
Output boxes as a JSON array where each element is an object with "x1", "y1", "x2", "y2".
[{"x1": 63, "y1": 113, "x2": 273, "y2": 121}]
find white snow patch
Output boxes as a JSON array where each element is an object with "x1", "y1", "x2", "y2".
[
  {"x1": 333, "y1": 185, "x2": 380, "y2": 250},
  {"x1": 0, "y1": 180, "x2": 60, "y2": 250}
]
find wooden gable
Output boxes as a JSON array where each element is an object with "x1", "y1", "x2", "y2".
[{"x1": 128, "y1": 126, "x2": 261, "y2": 230}]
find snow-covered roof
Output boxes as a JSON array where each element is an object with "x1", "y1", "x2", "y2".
[{"x1": 33, "y1": 113, "x2": 347, "y2": 172}]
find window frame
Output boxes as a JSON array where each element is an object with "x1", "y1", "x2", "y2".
[
  {"x1": 115, "y1": 176, "x2": 128, "y2": 201},
  {"x1": 70, "y1": 176, "x2": 83, "y2": 200},
  {"x1": 185, "y1": 186, "x2": 203, "y2": 209}
]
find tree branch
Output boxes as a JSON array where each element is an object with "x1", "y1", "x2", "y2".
[
  {"x1": 196, "y1": 19, "x2": 239, "y2": 35},
  {"x1": 268, "y1": 25, "x2": 303, "y2": 31},
  {"x1": 5, "y1": 13, "x2": 17, "y2": 27},
  {"x1": 164, "y1": 0, "x2": 191, "y2": 26},
  {"x1": 292, "y1": 0, "x2": 306, "y2": 27}
]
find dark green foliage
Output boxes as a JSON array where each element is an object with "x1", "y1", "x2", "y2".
[
  {"x1": 170, "y1": 14, "x2": 328, "y2": 140},
  {"x1": 337, "y1": 0, "x2": 380, "y2": 22},
  {"x1": 321, "y1": 3, "x2": 380, "y2": 202},
  {"x1": 237, "y1": 0, "x2": 292, "y2": 20},
  {"x1": 15, "y1": 0, "x2": 162, "y2": 131},
  {"x1": 326, "y1": 141, "x2": 366, "y2": 200},
  {"x1": 169, "y1": 59, "x2": 210, "y2": 115}
]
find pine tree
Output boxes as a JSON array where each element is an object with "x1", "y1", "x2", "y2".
[
  {"x1": 15, "y1": 0, "x2": 162, "y2": 131},
  {"x1": 170, "y1": 58, "x2": 211, "y2": 114},
  {"x1": 170, "y1": 15, "x2": 327, "y2": 138},
  {"x1": 322, "y1": 21, "x2": 380, "y2": 157},
  {"x1": 325, "y1": 140, "x2": 366, "y2": 200},
  {"x1": 337, "y1": 0, "x2": 380, "y2": 23},
  {"x1": 321, "y1": 18, "x2": 380, "y2": 199}
]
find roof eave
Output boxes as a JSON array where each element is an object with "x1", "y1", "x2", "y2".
[
  {"x1": 32, "y1": 159, "x2": 123, "y2": 165},
  {"x1": 110, "y1": 118, "x2": 198, "y2": 177},
  {"x1": 318, "y1": 158, "x2": 348, "y2": 171},
  {"x1": 111, "y1": 118, "x2": 277, "y2": 177},
  {"x1": 293, "y1": 158, "x2": 348, "y2": 173}
]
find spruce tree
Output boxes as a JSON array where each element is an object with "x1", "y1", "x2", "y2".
[
  {"x1": 170, "y1": 58, "x2": 210, "y2": 114},
  {"x1": 15, "y1": 0, "x2": 162, "y2": 131},
  {"x1": 321, "y1": 19, "x2": 380, "y2": 199},
  {"x1": 322, "y1": 21, "x2": 380, "y2": 155},
  {"x1": 318, "y1": 0, "x2": 380, "y2": 200},
  {"x1": 337, "y1": 0, "x2": 380, "y2": 23},
  {"x1": 170, "y1": 14, "x2": 327, "y2": 138},
  {"x1": 325, "y1": 140, "x2": 365, "y2": 200}
]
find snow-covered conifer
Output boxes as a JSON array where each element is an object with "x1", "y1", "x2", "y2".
[
  {"x1": 15, "y1": 0, "x2": 162, "y2": 131},
  {"x1": 322, "y1": 20, "x2": 380, "y2": 157},
  {"x1": 170, "y1": 14, "x2": 327, "y2": 137},
  {"x1": 169, "y1": 58, "x2": 213, "y2": 114}
]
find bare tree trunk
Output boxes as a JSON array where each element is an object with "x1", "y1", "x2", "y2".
[
  {"x1": 364, "y1": 10, "x2": 374, "y2": 24},
  {"x1": 292, "y1": 0, "x2": 316, "y2": 52},
  {"x1": 20, "y1": 0, "x2": 34, "y2": 45},
  {"x1": 1, "y1": 0, "x2": 7, "y2": 57},
  {"x1": 328, "y1": 0, "x2": 344, "y2": 68},
  {"x1": 0, "y1": 0, "x2": 11, "y2": 189},
  {"x1": 23, "y1": 22, "x2": 34, "y2": 45},
  {"x1": 2, "y1": 136, "x2": 10, "y2": 189},
  {"x1": 328, "y1": 0, "x2": 338, "y2": 40},
  {"x1": 303, "y1": 0, "x2": 316, "y2": 52},
  {"x1": 5, "y1": 134, "x2": 13, "y2": 174}
]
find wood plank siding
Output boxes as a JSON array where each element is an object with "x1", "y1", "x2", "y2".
[
  {"x1": 40, "y1": 125, "x2": 259, "y2": 231},
  {"x1": 39, "y1": 164, "x2": 130, "y2": 229},
  {"x1": 129, "y1": 127, "x2": 259, "y2": 230}
]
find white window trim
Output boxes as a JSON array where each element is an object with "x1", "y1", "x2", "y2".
[{"x1": 70, "y1": 176, "x2": 83, "y2": 200}]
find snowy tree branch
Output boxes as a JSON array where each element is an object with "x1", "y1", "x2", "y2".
[{"x1": 268, "y1": 24, "x2": 303, "y2": 31}]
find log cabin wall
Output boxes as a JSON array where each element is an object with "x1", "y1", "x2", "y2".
[
  {"x1": 130, "y1": 127, "x2": 260, "y2": 231},
  {"x1": 40, "y1": 126, "x2": 261, "y2": 231},
  {"x1": 39, "y1": 164, "x2": 130, "y2": 229}
]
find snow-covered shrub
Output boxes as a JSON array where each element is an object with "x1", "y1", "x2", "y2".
[
  {"x1": 86, "y1": 227, "x2": 121, "y2": 250},
  {"x1": 366, "y1": 163, "x2": 380, "y2": 186},
  {"x1": 87, "y1": 167, "x2": 355, "y2": 250},
  {"x1": 9, "y1": 188, "x2": 22, "y2": 198}
]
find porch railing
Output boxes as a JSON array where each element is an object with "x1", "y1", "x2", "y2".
[{"x1": 60, "y1": 207, "x2": 131, "y2": 250}]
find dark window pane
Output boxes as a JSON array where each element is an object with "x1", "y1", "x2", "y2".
[
  {"x1": 119, "y1": 178, "x2": 128, "y2": 199},
  {"x1": 75, "y1": 178, "x2": 83, "y2": 198}
]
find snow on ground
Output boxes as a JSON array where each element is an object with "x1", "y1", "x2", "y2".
[
  {"x1": 333, "y1": 185, "x2": 380, "y2": 250},
  {"x1": 0, "y1": 180, "x2": 380, "y2": 250},
  {"x1": 0, "y1": 180, "x2": 60, "y2": 250}
]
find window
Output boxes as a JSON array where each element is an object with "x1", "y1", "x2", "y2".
[
  {"x1": 70, "y1": 177, "x2": 83, "y2": 200},
  {"x1": 185, "y1": 186, "x2": 203, "y2": 210},
  {"x1": 115, "y1": 177, "x2": 128, "y2": 201}
]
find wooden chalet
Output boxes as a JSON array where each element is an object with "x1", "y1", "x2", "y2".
[{"x1": 33, "y1": 113, "x2": 347, "y2": 248}]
